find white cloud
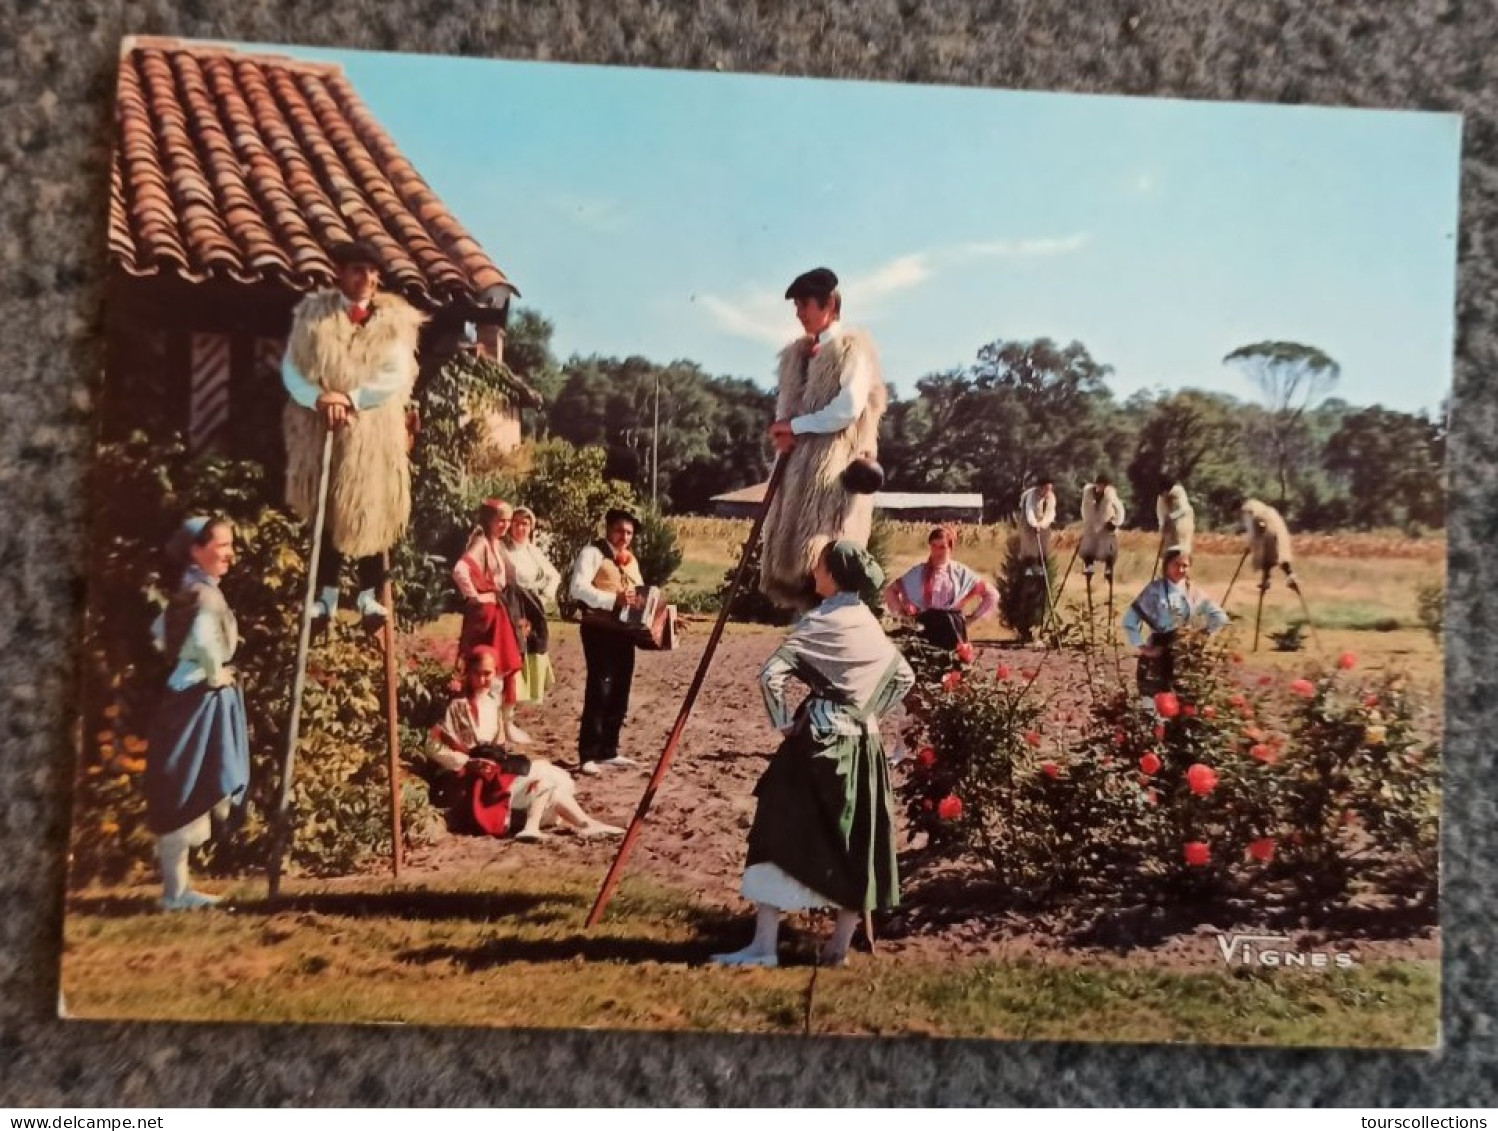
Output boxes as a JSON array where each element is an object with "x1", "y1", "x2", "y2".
[
  {"x1": 850, "y1": 253, "x2": 933, "y2": 299},
  {"x1": 698, "y1": 237, "x2": 1085, "y2": 343},
  {"x1": 961, "y1": 232, "x2": 1089, "y2": 258},
  {"x1": 698, "y1": 293, "x2": 790, "y2": 345}
]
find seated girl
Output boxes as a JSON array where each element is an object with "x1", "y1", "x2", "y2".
[{"x1": 431, "y1": 646, "x2": 624, "y2": 842}]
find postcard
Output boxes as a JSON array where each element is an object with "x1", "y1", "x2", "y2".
[{"x1": 63, "y1": 35, "x2": 1458, "y2": 1047}]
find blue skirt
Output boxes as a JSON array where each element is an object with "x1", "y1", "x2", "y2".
[{"x1": 145, "y1": 682, "x2": 251, "y2": 836}]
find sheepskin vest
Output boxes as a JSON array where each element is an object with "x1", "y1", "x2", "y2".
[
  {"x1": 1244, "y1": 500, "x2": 1292, "y2": 571},
  {"x1": 1156, "y1": 486, "x2": 1196, "y2": 554},
  {"x1": 1079, "y1": 484, "x2": 1123, "y2": 562},
  {"x1": 759, "y1": 327, "x2": 887, "y2": 611},
  {"x1": 282, "y1": 290, "x2": 427, "y2": 558}
]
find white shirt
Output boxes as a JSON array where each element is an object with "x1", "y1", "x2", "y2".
[
  {"x1": 568, "y1": 544, "x2": 643, "y2": 612},
  {"x1": 789, "y1": 322, "x2": 875, "y2": 436},
  {"x1": 1021, "y1": 486, "x2": 1057, "y2": 530}
]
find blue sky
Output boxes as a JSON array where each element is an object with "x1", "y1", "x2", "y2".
[{"x1": 252, "y1": 43, "x2": 1460, "y2": 414}]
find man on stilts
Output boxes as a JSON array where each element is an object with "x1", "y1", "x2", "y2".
[
  {"x1": 759, "y1": 267, "x2": 889, "y2": 612},
  {"x1": 1079, "y1": 474, "x2": 1125, "y2": 637},
  {"x1": 281, "y1": 239, "x2": 428, "y2": 623}
]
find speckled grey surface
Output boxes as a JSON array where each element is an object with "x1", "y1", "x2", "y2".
[{"x1": 1, "y1": 0, "x2": 1493, "y2": 1107}]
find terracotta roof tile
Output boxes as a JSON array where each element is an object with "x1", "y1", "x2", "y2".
[{"x1": 109, "y1": 38, "x2": 517, "y2": 311}]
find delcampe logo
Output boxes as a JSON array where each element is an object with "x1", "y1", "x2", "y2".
[{"x1": 1215, "y1": 933, "x2": 1358, "y2": 969}]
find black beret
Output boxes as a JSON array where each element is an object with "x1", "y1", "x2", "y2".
[
  {"x1": 784, "y1": 267, "x2": 839, "y2": 301},
  {"x1": 329, "y1": 240, "x2": 383, "y2": 269},
  {"x1": 841, "y1": 456, "x2": 885, "y2": 495}
]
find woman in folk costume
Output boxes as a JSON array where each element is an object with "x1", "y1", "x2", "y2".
[
  {"x1": 760, "y1": 267, "x2": 889, "y2": 612},
  {"x1": 432, "y1": 646, "x2": 623, "y2": 842},
  {"x1": 884, "y1": 525, "x2": 997, "y2": 650},
  {"x1": 715, "y1": 541, "x2": 916, "y2": 969},
  {"x1": 1122, "y1": 546, "x2": 1229, "y2": 706},
  {"x1": 282, "y1": 240, "x2": 427, "y2": 623},
  {"x1": 144, "y1": 517, "x2": 251, "y2": 911},
  {"x1": 452, "y1": 499, "x2": 529, "y2": 744},
  {"x1": 503, "y1": 506, "x2": 562, "y2": 706}
]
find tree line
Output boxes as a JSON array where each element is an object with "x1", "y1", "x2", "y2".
[{"x1": 505, "y1": 310, "x2": 1446, "y2": 533}]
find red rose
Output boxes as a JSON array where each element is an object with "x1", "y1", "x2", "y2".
[
  {"x1": 955, "y1": 642, "x2": 976, "y2": 664},
  {"x1": 1202, "y1": 706, "x2": 1217, "y2": 719},
  {"x1": 996, "y1": 664, "x2": 1013, "y2": 680},
  {"x1": 916, "y1": 746, "x2": 938, "y2": 768},
  {"x1": 1185, "y1": 763, "x2": 1219, "y2": 796},
  {"x1": 941, "y1": 670, "x2": 962, "y2": 691},
  {"x1": 1183, "y1": 841, "x2": 1210, "y2": 867},
  {"x1": 937, "y1": 794, "x2": 963, "y2": 820},
  {"x1": 1336, "y1": 651, "x2": 1357, "y2": 671},
  {"x1": 1258, "y1": 675, "x2": 1274, "y2": 687},
  {"x1": 1041, "y1": 761, "x2": 1060, "y2": 778},
  {"x1": 1021, "y1": 669, "x2": 1037, "y2": 681},
  {"x1": 1101, "y1": 755, "x2": 1114, "y2": 768},
  {"x1": 1153, "y1": 691, "x2": 1181, "y2": 719},
  {"x1": 1290, "y1": 678, "x2": 1316, "y2": 698},
  {"x1": 1249, "y1": 743, "x2": 1277, "y2": 764},
  {"x1": 1139, "y1": 752, "x2": 1162, "y2": 776},
  {"x1": 1247, "y1": 837, "x2": 1276, "y2": 863},
  {"x1": 1228, "y1": 694, "x2": 1247, "y2": 710},
  {"x1": 1146, "y1": 789, "x2": 1160, "y2": 806},
  {"x1": 1023, "y1": 730, "x2": 1042, "y2": 748},
  {"x1": 1364, "y1": 694, "x2": 1380, "y2": 708},
  {"x1": 1182, "y1": 704, "x2": 1197, "y2": 718}
]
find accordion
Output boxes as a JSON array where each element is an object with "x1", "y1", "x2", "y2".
[{"x1": 577, "y1": 567, "x2": 678, "y2": 651}]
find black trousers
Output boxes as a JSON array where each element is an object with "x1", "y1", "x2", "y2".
[
  {"x1": 578, "y1": 624, "x2": 636, "y2": 763},
  {"x1": 315, "y1": 532, "x2": 387, "y2": 594}
]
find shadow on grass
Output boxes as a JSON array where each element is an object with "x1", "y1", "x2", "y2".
[{"x1": 67, "y1": 889, "x2": 576, "y2": 924}]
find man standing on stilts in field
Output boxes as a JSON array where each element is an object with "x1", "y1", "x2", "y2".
[
  {"x1": 759, "y1": 267, "x2": 889, "y2": 612},
  {"x1": 281, "y1": 240, "x2": 428, "y2": 624}
]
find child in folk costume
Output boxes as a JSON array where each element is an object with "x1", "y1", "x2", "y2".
[
  {"x1": 714, "y1": 540, "x2": 916, "y2": 969},
  {"x1": 884, "y1": 525, "x2": 997, "y2": 650},
  {"x1": 760, "y1": 267, "x2": 889, "y2": 612},
  {"x1": 281, "y1": 240, "x2": 427, "y2": 624},
  {"x1": 503, "y1": 506, "x2": 562, "y2": 706},
  {"x1": 431, "y1": 647, "x2": 623, "y2": 841},
  {"x1": 144, "y1": 517, "x2": 251, "y2": 911},
  {"x1": 1122, "y1": 546, "x2": 1229, "y2": 706},
  {"x1": 452, "y1": 499, "x2": 529, "y2": 745},
  {"x1": 1079, "y1": 476, "x2": 1126, "y2": 582},
  {"x1": 568, "y1": 507, "x2": 648, "y2": 775}
]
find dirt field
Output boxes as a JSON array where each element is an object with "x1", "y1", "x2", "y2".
[{"x1": 406, "y1": 613, "x2": 1440, "y2": 972}]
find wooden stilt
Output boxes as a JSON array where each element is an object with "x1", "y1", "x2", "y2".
[
  {"x1": 269, "y1": 428, "x2": 334, "y2": 900},
  {"x1": 587, "y1": 455, "x2": 789, "y2": 928},
  {"x1": 382, "y1": 552, "x2": 402, "y2": 880}
]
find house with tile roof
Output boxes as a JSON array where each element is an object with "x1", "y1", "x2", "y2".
[{"x1": 103, "y1": 37, "x2": 537, "y2": 461}]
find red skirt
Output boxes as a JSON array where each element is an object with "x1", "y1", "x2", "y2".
[{"x1": 457, "y1": 601, "x2": 524, "y2": 681}]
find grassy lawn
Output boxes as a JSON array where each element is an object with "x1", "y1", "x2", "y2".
[{"x1": 61, "y1": 870, "x2": 1438, "y2": 1047}]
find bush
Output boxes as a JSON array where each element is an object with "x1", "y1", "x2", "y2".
[
  {"x1": 632, "y1": 504, "x2": 684, "y2": 588},
  {"x1": 508, "y1": 440, "x2": 636, "y2": 615},
  {"x1": 1415, "y1": 580, "x2": 1445, "y2": 642},
  {"x1": 897, "y1": 630, "x2": 1440, "y2": 917},
  {"x1": 70, "y1": 437, "x2": 445, "y2": 886},
  {"x1": 996, "y1": 530, "x2": 1059, "y2": 643}
]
